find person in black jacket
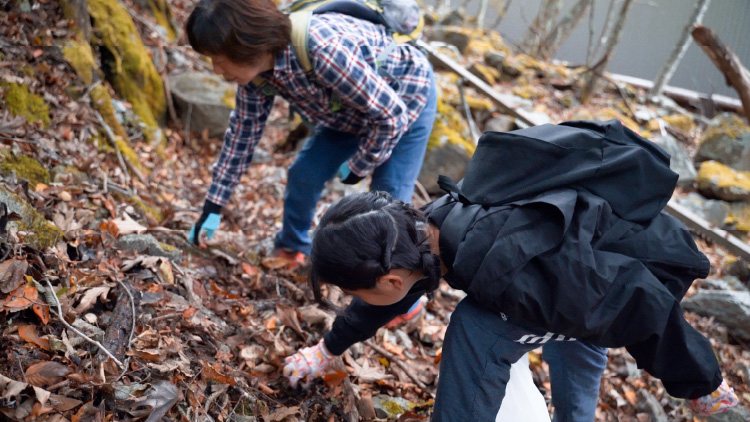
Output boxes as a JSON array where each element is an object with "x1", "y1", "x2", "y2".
[{"x1": 283, "y1": 121, "x2": 740, "y2": 420}]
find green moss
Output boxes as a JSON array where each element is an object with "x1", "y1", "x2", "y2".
[
  {"x1": 90, "y1": 84, "x2": 128, "y2": 138},
  {"x1": 159, "y1": 241, "x2": 178, "y2": 252},
  {"x1": 381, "y1": 400, "x2": 405, "y2": 417},
  {"x1": 147, "y1": 0, "x2": 177, "y2": 40},
  {"x1": 130, "y1": 195, "x2": 163, "y2": 221},
  {"x1": 703, "y1": 113, "x2": 750, "y2": 142},
  {"x1": 0, "y1": 187, "x2": 63, "y2": 249},
  {"x1": 114, "y1": 136, "x2": 144, "y2": 173},
  {"x1": 663, "y1": 114, "x2": 695, "y2": 133},
  {"x1": 572, "y1": 108, "x2": 640, "y2": 134},
  {"x1": 1, "y1": 82, "x2": 50, "y2": 128},
  {"x1": 428, "y1": 96, "x2": 476, "y2": 154},
  {"x1": 470, "y1": 63, "x2": 499, "y2": 85},
  {"x1": 0, "y1": 150, "x2": 51, "y2": 186},
  {"x1": 87, "y1": 0, "x2": 166, "y2": 144},
  {"x1": 697, "y1": 160, "x2": 750, "y2": 191},
  {"x1": 19, "y1": 66, "x2": 35, "y2": 77},
  {"x1": 62, "y1": 38, "x2": 99, "y2": 86}
]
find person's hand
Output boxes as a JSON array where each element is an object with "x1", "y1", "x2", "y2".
[
  {"x1": 338, "y1": 162, "x2": 364, "y2": 185},
  {"x1": 282, "y1": 339, "x2": 334, "y2": 387},
  {"x1": 188, "y1": 200, "x2": 223, "y2": 245}
]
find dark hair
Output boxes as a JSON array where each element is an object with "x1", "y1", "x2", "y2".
[
  {"x1": 310, "y1": 192, "x2": 441, "y2": 306},
  {"x1": 185, "y1": 0, "x2": 291, "y2": 64}
]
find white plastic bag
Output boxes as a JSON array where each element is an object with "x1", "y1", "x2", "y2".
[{"x1": 496, "y1": 353, "x2": 550, "y2": 422}]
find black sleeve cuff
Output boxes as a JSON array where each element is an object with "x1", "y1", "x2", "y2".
[
  {"x1": 202, "y1": 199, "x2": 223, "y2": 215},
  {"x1": 341, "y1": 172, "x2": 365, "y2": 185}
]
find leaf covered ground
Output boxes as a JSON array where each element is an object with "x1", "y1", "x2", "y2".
[{"x1": 0, "y1": 0, "x2": 749, "y2": 421}]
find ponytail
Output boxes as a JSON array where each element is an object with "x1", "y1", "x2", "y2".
[{"x1": 310, "y1": 192, "x2": 441, "y2": 308}]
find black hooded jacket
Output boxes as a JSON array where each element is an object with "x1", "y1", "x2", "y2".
[{"x1": 324, "y1": 120, "x2": 711, "y2": 353}]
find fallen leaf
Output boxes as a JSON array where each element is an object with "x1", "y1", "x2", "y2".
[
  {"x1": 137, "y1": 381, "x2": 178, "y2": 422},
  {"x1": 33, "y1": 303, "x2": 49, "y2": 324},
  {"x1": 0, "y1": 373, "x2": 28, "y2": 401},
  {"x1": 0, "y1": 259, "x2": 28, "y2": 293},
  {"x1": 298, "y1": 305, "x2": 334, "y2": 326},
  {"x1": 257, "y1": 381, "x2": 276, "y2": 395},
  {"x1": 275, "y1": 304, "x2": 305, "y2": 338},
  {"x1": 109, "y1": 214, "x2": 148, "y2": 236},
  {"x1": 382, "y1": 340, "x2": 404, "y2": 358},
  {"x1": 200, "y1": 362, "x2": 235, "y2": 385},
  {"x1": 18, "y1": 325, "x2": 50, "y2": 350},
  {"x1": 344, "y1": 354, "x2": 389, "y2": 383},
  {"x1": 322, "y1": 370, "x2": 348, "y2": 388},
  {"x1": 4, "y1": 285, "x2": 38, "y2": 312},
  {"x1": 182, "y1": 306, "x2": 198, "y2": 319},
  {"x1": 260, "y1": 256, "x2": 291, "y2": 270},
  {"x1": 265, "y1": 316, "x2": 277, "y2": 330},
  {"x1": 126, "y1": 349, "x2": 165, "y2": 362},
  {"x1": 267, "y1": 406, "x2": 300, "y2": 421},
  {"x1": 159, "y1": 260, "x2": 174, "y2": 284},
  {"x1": 241, "y1": 262, "x2": 259, "y2": 276},
  {"x1": 66, "y1": 372, "x2": 102, "y2": 384},
  {"x1": 623, "y1": 386, "x2": 637, "y2": 406},
  {"x1": 48, "y1": 394, "x2": 82, "y2": 412},
  {"x1": 73, "y1": 286, "x2": 110, "y2": 314},
  {"x1": 25, "y1": 361, "x2": 72, "y2": 387}
]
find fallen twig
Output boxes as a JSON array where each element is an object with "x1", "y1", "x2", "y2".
[
  {"x1": 365, "y1": 340, "x2": 426, "y2": 390},
  {"x1": 43, "y1": 278, "x2": 124, "y2": 368},
  {"x1": 111, "y1": 268, "x2": 136, "y2": 381}
]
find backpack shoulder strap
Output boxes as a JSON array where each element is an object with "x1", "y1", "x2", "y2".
[{"x1": 289, "y1": 10, "x2": 314, "y2": 73}]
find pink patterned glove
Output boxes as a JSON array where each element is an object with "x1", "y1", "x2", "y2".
[{"x1": 282, "y1": 339, "x2": 334, "y2": 386}]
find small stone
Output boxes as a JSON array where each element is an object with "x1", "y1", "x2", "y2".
[
  {"x1": 84, "y1": 313, "x2": 97, "y2": 324},
  {"x1": 59, "y1": 191, "x2": 72, "y2": 201}
]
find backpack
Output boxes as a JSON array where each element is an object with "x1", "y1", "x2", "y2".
[{"x1": 252, "y1": 0, "x2": 424, "y2": 107}]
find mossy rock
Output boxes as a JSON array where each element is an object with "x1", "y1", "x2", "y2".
[
  {"x1": 468, "y1": 63, "x2": 499, "y2": 85},
  {"x1": 572, "y1": 108, "x2": 640, "y2": 134},
  {"x1": 87, "y1": 0, "x2": 166, "y2": 144},
  {"x1": 1, "y1": 82, "x2": 50, "y2": 128},
  {"x1": 662, "y1": 114, "x2": 695, "y2": 133},
  {"x1": 726, "y1": 203, "x2": 750, "y2": 232},
  {"x1": 0, "y1": 150, "x2": 50, "y2": 187},
  {"x1": 0, "y1": 187, "x2": 62, "y2": 249},
  {"x1": 62, "y1": 38, "x2": 99, "y2": 86},
  {"x1": 697, "y1": 160, "x2": 750, "y2": 202},
  {"x1": 419, "y1": 97, "x2": 474, "y2": 194},
  {"x1": 696, "y1": 113, "x2": 750, "y2": 171}
]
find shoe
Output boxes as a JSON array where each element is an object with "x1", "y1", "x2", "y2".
[
  {"x1": 688, "y1": 380, "x2": 739, "y2": 416},
  {"x1": 385, "y1": 300, "x2": 423, "y2": 329},
  {"x1": 262, "y1": 248, "x2": 307, "y2": 270}
]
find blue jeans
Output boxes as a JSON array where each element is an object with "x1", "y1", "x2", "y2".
[
  {"x1": 276, "y1": 73, "x2": 438, "y2": 254},
  {"x1": 434, "y1": 298, "x2": 608, "y2": 422}
]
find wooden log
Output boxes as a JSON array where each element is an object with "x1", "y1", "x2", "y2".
[{"x1": 692, "y1": 25, "x2": 750, "y2": 122}]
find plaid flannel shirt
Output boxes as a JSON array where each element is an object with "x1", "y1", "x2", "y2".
[{"x1": 207, "y1": 13, "x2": 433, "y2": 206}]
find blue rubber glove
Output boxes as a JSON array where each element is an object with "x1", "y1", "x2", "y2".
[
  {"x1": 188, "y1": 213, "x2": 221, "y2": 244},
  {"x1": 189, "y1": 200, "x2": 223, "y2": 245},
  {"x1": 338, "y1": 162, "x2": 351, "y2": 180}
]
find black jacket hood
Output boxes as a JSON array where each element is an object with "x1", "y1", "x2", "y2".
[{"x1": 460, "y1": 119, "x2": 678, "y2": 223}]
